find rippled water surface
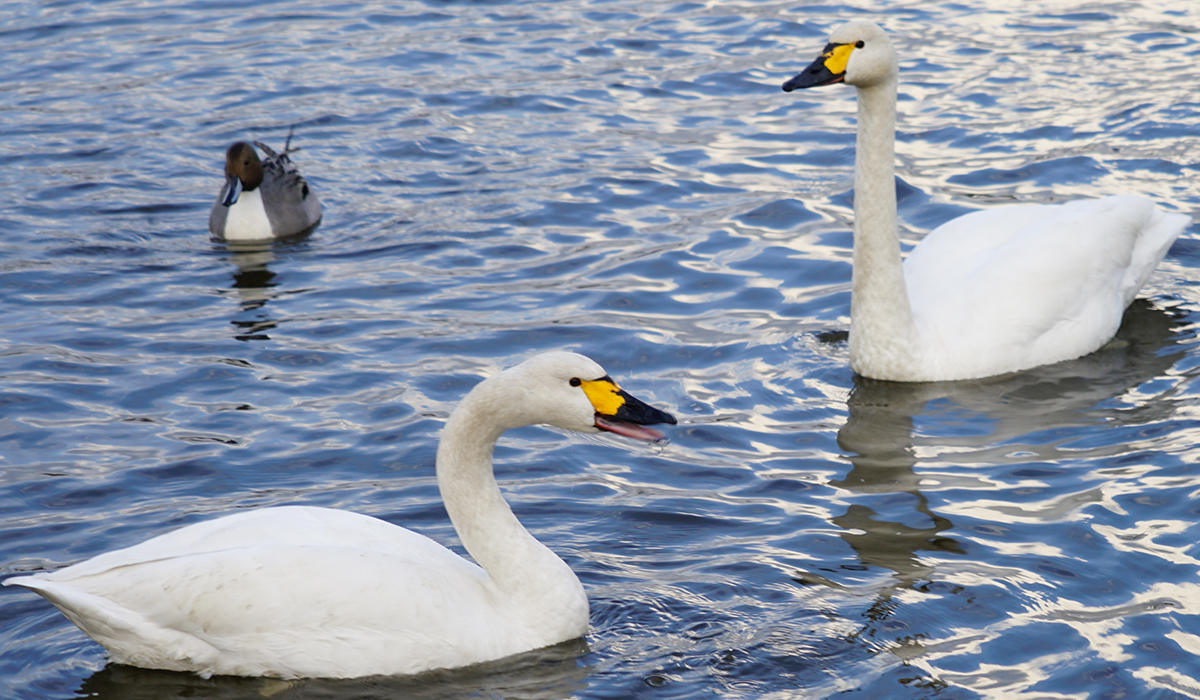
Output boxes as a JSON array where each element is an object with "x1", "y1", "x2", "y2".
[{"x1": 3, "y1": 0, "x2": 1200, "y2": 698}]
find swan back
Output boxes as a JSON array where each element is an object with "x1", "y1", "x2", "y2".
[
  {"x1": 10, "y1": 507, "x2": 495, "y2": 678},
  {"x1": 906, "y1": 195, "x2": 1187, "y2": 379}
]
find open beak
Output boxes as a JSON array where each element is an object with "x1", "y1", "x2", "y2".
[{"x1": 580, "y1": 377, "x2": 676, "y2": 443}]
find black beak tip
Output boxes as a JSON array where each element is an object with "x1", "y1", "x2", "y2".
[
  {"x1": 617, "y1": 393, "x2": 678, "y2": 427},
  {"x1": 643, "y1": 402, "x2": 677, "y2": 426}
]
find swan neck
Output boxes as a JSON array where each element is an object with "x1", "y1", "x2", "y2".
[
  {"x1": 435, "y1": 386, "x2": 578, "y2": 600},
  {"x1": 849, "y1": 79, "x2": 918, "y2": 378},
  {"x1": 853, "y1": 83, "x2": 897, "y2": 221}
]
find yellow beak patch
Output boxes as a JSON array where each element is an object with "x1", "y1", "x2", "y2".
[
  {"x1": 579, "y1": 377, "x2": 625, "y2": 416},
  {"x1": 824, "y1": 43, "x2": 855, "y2": 75}
]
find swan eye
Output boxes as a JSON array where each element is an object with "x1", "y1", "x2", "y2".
[
  {"x1": 855, "y1": 40, "x2": 864, "y2": 48},
  {"x1": 569, "y1": 378, "x2": 581, "y2": 387}
]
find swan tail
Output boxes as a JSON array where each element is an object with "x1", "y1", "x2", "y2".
[
  {"x1": 1121, "y1": 197, "x2": 1190, "y2": 304},
  {"x1": 6, "y1": 575, "x2": 224, "y2": 676}
]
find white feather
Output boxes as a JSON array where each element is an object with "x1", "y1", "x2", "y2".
[
  {"x1": 787, "y1": 21, "x2": 1191, "y2": 382},
  {"x1": 220, "y1": 187, "x2": 274, "y2": 242},
  {"x1": 6, "y1": 352, "x2": 670, "y2": 679}
]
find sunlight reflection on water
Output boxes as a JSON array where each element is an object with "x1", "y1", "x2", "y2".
[{"x1": 2, "y1": 0, "x2": 1200, "y2": 698}]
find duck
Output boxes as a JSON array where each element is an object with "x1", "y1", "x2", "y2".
[
  {"x1": 208, "y1": 137, "x2": 322, "y2": 241},
  {"x1": 782, "y1": 21, "x2": 1190, "y2": 382},
  {"x1": 4, "y1": 351, "x2": 676, "y2": 679}
]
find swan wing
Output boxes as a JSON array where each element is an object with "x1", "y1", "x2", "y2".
[
  {"x1": 904, "y1": 195, "x2": 1188, "y2": 377},
  {"x1": 6, "y1": 507, "x2": 516, "y2": 678}
]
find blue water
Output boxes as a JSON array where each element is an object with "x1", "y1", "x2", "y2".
[{"x1": 3, "y1": 1, "x2": 1200, "y2": 698}]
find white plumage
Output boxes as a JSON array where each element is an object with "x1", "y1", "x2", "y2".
[
  {"x1": 5, "y1": 352, "x2": 675, "y2": 679},
  {"x1": 783, "y1": 21, "x2": 1190, "y2": 382}
]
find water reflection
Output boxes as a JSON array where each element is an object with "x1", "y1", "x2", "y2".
[
  {"x1": 226, "y1": 245, "x2": 277, "y2": 312},
  {"x1": 219, "y1": 239, "x2": 304, "y2": 342},
  {"x1": 77, "y1": 639, "x2": 592, "y2": 700},
  {"x1": 826, "y1": 299, "x2": 1185, "y2": 637},
  {"x1": 844, "y1": 298, "x2": 1183, "y2": 451}
]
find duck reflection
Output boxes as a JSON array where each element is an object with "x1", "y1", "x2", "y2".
[
  {"x1": 220, "y1": 236, "x2": 311, "y2": 341},
  {"x1": 829, "y1": 298, "x2": 1186, "y2": 598},
  {"x1": 76, "y1": 638, "x2": 592, "y2": 700}
]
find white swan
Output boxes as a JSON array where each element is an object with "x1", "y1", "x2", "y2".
[
  {"x1": 4, "y1": 352, "x2": 676, "y2": 679},
  {"x1": 782, "y1": 21, "x2": 1190, "y2": 382}
]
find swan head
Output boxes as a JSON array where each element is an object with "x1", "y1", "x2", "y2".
[
  {"x1": 490, "y1": 351, "x2": 676, "y2": 442},
  {"x1": 782, "y1": 21, "x2": 897, "y2": 92}
]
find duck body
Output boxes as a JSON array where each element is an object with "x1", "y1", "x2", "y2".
[
  {"x1": 5, "y1": 352, "x2": 676, "y2": 679},
  {"x1": 783, "y1": 22, "x2": 1190, "y2": 382},
  {"x1": 209, "y1": 140, "x2": 322, "y2": 241}
]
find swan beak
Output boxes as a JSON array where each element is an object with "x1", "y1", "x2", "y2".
[
  {"x1": 222, "y1": 173, "x2": 244, "y2": 207},
  {"x1": 580, "y1": 376, "x2": 677, "y2": 442},
  {"x1": 782, "y1": 42, "x2": 852, "y2": 91}
]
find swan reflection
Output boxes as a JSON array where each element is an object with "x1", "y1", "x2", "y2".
[
  {"x1": 831, "y1": 298, "x2": 1185, "y2": 590},
  {"x1": 76, "y1": 639, "x2": 592, "y2": 700}
]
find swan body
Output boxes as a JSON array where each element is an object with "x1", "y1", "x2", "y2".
[
  {"x1": 209, "y1": 139, "x2": 322, "y2": 241},
  {"x1": 5, "y1": 352, "x2": 676, "y2": 679},
  {"x1": 783, "y1": 22, "x2": 1190, "y2": 382}
]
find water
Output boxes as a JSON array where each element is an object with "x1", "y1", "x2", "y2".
[{"x1": 2, "y1": 0, "x2": 1200, "y2": 697}]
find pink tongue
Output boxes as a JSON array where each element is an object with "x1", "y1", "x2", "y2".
[{"x1": 595, "y1": 415, "x2": 666, "y2": 442}]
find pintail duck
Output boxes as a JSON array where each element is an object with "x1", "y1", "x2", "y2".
[{"x1": 209, "y1": 138, "x2": 322, "y2": 241}]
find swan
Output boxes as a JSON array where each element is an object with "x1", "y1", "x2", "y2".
[
  {"x1": 782, "y1": 21, "x2": 1190, "y2": 382},
  {"x1": 4, "y1": 351, "x2": 676, "y2": 679},
  {"x1": 209, "y1": 138, "x2": 322, "y2": 241}
]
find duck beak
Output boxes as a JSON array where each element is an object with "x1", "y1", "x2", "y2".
[
  {"x1": 222, "y1": 174, "x2": 243, "y2": 207},
  {"x1": 580, "y1": 376, "x2": 676, "y2": 442},
  {"x1": 783, "y1": 42, "x2": 853, "y2": 91}
]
